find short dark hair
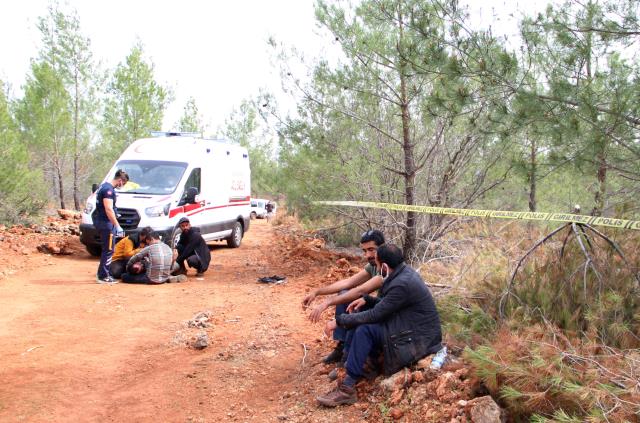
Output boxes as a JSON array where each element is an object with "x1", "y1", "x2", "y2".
[
  {"x1": 140, "y1": 226, "x2": 153, "y2": 238},
  {"x1": 376, "y1": 244, "x2": 404, "y2": 269},
  {"x1": 360, "y1": 229, "x2": 385, "y2": 246},
  {"x1": 147, "y1": 231, "x2": 161, "y2": 241},
  {"x1": 114, "y1": 169, "x2": 128, "y2": 182}
]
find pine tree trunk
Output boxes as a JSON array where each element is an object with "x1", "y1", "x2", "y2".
[
  {"x1": 528, "y1": 137, "x2": 537, "y2": 212},
  {"x1": 397, "y1": 7, "x2": 417, "y2": 260},
  {"x1": 73, "y1": 72, "x2": 80, "y2": 210},
  {"x1": 593, "y1": 148, "x2": 607, "y2": 216},
  {"x1": 57, "y1": 164, "x2": 65, "y2": 210}
]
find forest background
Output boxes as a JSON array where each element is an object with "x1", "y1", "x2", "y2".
[{"x1": 1, "y1": 0, "x2": 640, "y2": 420}]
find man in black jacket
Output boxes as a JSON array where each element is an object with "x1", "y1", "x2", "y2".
[
  {"x1": 317, "y1": 244, "x2": 442, "y2": 407},
  {"x1": 173, "y1": 217, "x2": 211, "y2": 277}
]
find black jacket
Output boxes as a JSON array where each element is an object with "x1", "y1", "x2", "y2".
[
  {"x1": 176, "y1": 227, "x2": 211, "y2": 271},
  {"x1": 336, "y1": 263, "x2": 442, "y2": 375}
]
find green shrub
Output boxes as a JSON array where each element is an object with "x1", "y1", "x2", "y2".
[{"x1": 437, "y1": 295, "x2": 497, "y2": 346}]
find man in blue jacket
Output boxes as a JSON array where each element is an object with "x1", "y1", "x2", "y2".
[
  {"x1": 94, "y1": 169, "x2": 128, "y2": 284},
  {"x1": 317, "y1": 244, "x2": 442, "y2": 407}
]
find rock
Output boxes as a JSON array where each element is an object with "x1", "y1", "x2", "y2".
[
  {"x1": 389, "y1": 408, "x2": 404, "y2": 419},
  {"x1": 380, "y1": 368, "x2": 412, "y2": 392},
  {"x1": 415, "y1": 356, "x2": 432, "y2": 370},
  {"x1": 21, "y1": 248, "x2": 30, "y2": 255},
  {"x1": 187, "y1": 310, "x2": 213, "y2": 328},
  {"x1": 388, "y1": 389, "x2": 404, "y2": 406},
  {"x1": 435, "y1": 372, "x2": 459, "y2": 400},
  {"x1": 466, "y1": 396, "x2": 502, "y2": 423},
  {"x1": 412, "y1": 370, "x2": 425, "y2": 383},
  {"x1": 37, "y1": 243, "x2": 61, "y2": 255},
  {"x1": 37, "y1": 241, "x2": 72, "y2": 255},
  {"x1": 57, "y1": 209, "x2": 80, "y2": 220},
  {"x1": 336, "y1": 257, "x2": 350, "y2": 267},
  {"x1": 192, "y1": 332, "x2": 209, "y2": 350}
]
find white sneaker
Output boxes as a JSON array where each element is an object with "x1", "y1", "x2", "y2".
[
  {"x1": 96, "y1": 276, "x2": 118, "y2": 284},
  {"x1": 167, "y1": 274, "x2": 187, "y2": 283}
]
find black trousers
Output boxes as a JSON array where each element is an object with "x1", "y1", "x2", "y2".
[{"x1": 177, "y1": 255, "x2": 204, "y2": 273}]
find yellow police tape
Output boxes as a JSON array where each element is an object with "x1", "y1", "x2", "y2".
[{"x1": 315, "y1": 201, "x2": 640, "y2": 231}]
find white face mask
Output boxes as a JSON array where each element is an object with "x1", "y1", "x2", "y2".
[{"x1": 380, "y1": 263, "x2": 389, "y2": 279}]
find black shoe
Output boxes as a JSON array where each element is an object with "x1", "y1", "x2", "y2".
[{"x1": 323, "y1": 342, "x2": 344, "y2": 364}]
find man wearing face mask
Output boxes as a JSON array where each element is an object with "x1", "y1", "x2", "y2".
[
  {"x1": 317, "y1": 244, "x2": 443, "y2": 407},
  {"x1": 302, "y1": 230, "x2": 385, "y2": 365},
  {"x1": 94, "y1": 169, "x2": 128, "y2": 284}
]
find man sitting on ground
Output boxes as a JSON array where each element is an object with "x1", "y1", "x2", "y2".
[
  {"x1": 173, "y1": 217, "x2": 211, "y2": 277},
  {"x1": 110, "y1": 226, "x2": 152, "y2": 279},
  {"x1": 302, "y1": 230, "x2": 385, "y2": 364},
  {"x1": 121, "y1": 231, "x2": 186, "y2": 284},
  {"x1": 316, "y1": 244, "x2": 443, "y2": 407}
]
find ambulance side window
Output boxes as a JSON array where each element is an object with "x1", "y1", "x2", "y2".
[{"x1": 179, "y1": 168, "x2": 201, "y2": 205}]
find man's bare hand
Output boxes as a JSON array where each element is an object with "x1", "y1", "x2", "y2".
[
  {"x1": 324, "y1": 319, "x2": 337, "y2": 338},
  {"x1": 309, "y1": 301, "x2": 328, "y2": 323},
  {"x1": 302, "y1": 291, "x2": 317, "y2": 309},
  {"x1": 346, "y1": 297, "x2": 366, "y2": 313}
]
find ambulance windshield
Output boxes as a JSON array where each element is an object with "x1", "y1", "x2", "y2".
[{"x1": 114, "y1": 160, "x2": 188, "y2": 195}]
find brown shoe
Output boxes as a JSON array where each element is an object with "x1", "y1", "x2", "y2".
[{"x1": 316, "y1": 383, "x2": 357, "y2": 407}]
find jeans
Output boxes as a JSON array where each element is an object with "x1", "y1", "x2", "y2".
[
  {"x1": 345, "y1": 323, "x2": 384, "y2": 380},
  {"x1": 333, "y1": 289, "x2": 349, "y2": 342}
]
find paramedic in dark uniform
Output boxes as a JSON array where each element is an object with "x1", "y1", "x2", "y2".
[{"x1": 95, "y1": 169, "x2": 128, "y2": 284}]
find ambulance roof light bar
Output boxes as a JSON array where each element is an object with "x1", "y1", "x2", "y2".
[{"x1": 150, "y1": 131, "x2": 202, "y2": 138}]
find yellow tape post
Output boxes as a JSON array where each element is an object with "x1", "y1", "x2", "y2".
[{"x1": 315, "y1": 201, "x2": 640, "y2": 231}]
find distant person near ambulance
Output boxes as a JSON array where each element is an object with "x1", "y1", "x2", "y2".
[
  {"x1": 79, "y1": 132, "x2": 252, "y2": 268},
  {"x1": 173, "y1": 216, "x2": 211, "y2": 277},
  {"x1": 94, "y1": 169, "x2": 128, "y2": 284}
]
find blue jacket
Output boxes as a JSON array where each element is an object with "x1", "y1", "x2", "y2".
[{"x1": 336, "y1": 263, "x2": 442, "y2": 375}]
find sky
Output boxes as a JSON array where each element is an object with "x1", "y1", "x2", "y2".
[
  {"x1": 0, "y1": 0, "x2": 550, "y2": 133},
  {"x1": 0, "y1": 0, "x2": 325, "y2": 132}
]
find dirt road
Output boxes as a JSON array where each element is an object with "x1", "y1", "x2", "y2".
[{"x1": 0, "y1": 220, "x2": 366, "y2": 422}]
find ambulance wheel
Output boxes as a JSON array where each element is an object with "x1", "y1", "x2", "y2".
[
  {"x1": 171, "y1": 226, "x2": 182, "y2": 248},
  {"x1": 227, "y1": 222, "x2": 243, "y2": 248},
  {"x1": 86, "y1": 244, "x2": 101, "y2": 257}
]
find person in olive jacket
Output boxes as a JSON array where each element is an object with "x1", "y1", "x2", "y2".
[
  {"x1": 317, "y1": 243, "x2": 442, "y2": 407},
  {"x1": 173, "y1": 217, "x2": 211, "y2": 276}
]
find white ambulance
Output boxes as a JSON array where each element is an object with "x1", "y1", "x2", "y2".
[{"x1": 80, "y1": 132, "x2": 251, "y2": 256}]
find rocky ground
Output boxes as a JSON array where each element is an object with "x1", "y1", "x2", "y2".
[{"x1": 0, "y1": 213, "x2": 502, "y2": 422}]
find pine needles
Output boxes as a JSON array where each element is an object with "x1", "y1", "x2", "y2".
[{"x1": 437, "y1": 223, "x2": 640, "y2": 421}]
